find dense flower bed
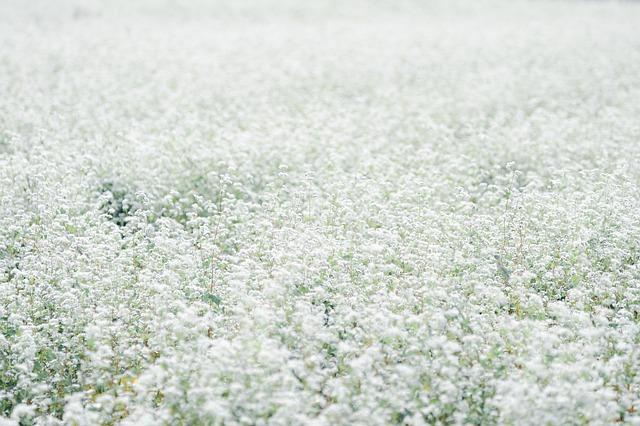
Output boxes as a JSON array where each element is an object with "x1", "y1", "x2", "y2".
[{"x1": 1, "y1": 1, "x2": 640, "y2": 424}]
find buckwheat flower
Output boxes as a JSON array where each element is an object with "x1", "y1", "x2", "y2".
[{"x1": 2, "y1": 1, "x2": 640, "y2": 424}]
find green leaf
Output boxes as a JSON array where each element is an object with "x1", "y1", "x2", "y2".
[{"x1": 202, "y1": 293, "x2": 222, "y2": 306}]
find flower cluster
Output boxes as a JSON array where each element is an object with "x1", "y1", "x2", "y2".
[{"x1": 1, "y1": 0, "x2": 640, "y2": 424}]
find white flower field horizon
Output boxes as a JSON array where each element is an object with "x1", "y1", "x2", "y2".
[{"x1": 1, "y1": 0, "x2": 640, "y2": 424}]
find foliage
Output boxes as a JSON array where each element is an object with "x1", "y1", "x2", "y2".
[{"x1": 1, "y1": 0, "x2": 640, "y2": 424}]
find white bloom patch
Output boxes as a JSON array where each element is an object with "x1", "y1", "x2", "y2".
[{"x1": 1, "y1": 0, "x2": 640, "y2": 424}]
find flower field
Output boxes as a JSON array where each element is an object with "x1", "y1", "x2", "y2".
[{"x1": 1, "y1": 1, "x2": 640, "y2": 424}]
